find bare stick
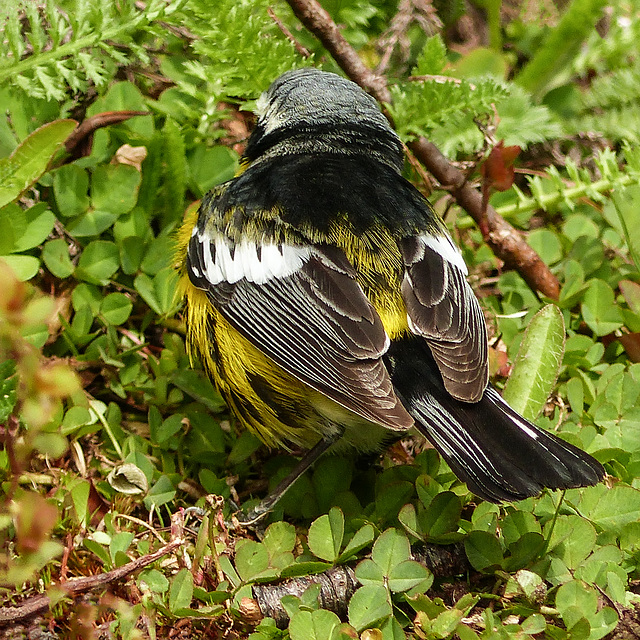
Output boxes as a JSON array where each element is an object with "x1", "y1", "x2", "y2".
[{"x1": 0, "y1": 512, "x2": 186, "y2": 626}]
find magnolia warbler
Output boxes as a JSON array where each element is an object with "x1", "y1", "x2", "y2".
[{"x1": 176, "y1": 69, "x2": 603, "y2": 516}]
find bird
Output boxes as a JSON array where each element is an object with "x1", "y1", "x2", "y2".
[{"x1": 175, "y1": 68, "x2": 604, "y2": 517}]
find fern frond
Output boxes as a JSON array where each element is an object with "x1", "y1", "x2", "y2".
[
  {"x1": 0, "y1": 0, "x2": 184, "y2": 101},
  {"x1": 388, "y1": 76, "x2": 508, "y2": 143},
  {"x1": 497, "y1": 146, "x2": 640, "y2": 219}
]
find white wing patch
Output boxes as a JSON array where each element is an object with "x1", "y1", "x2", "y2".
[
  {"x1": 419, "y1": 234, "x2": 468, "y2": 275},
  {"x1": 191, "y1": 229, "x2": 312, "y2": 285}
]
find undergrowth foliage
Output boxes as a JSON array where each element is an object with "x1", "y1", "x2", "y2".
[{"x1": 1, "y1": 0, "x2": 640, "y2": 638}]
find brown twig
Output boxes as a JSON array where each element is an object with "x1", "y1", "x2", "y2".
[
  {"x1": 64, "y1": 111, "x2": 150, "y2": 160},
  {"x1": 0, "y1": 512, "x2": 186, "y2": 626},
  {"x1": 268, "y1": 6, "x2": 312, "y2": 58},
  {"x1": 284, "y1": 0, "x2": 560, "y2": 299}
]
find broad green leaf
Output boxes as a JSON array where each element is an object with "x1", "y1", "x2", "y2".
[
  {"x1": 371, "y1": 528, "x2": 412, "y2": 576},
  {"x1": 109, "y1": 531, "x2": 135, "y2": 564},
  {"x1": 75, "y1": 241, "x2": 119, "y2": 285},
  {"x1": 99, "y1": 292, "x2": 132, "y2": 325},
  {"x1": 53, "y1": 164, "x2": 90, "y2": 217},
  {"x1": 387, "y1": 560, "x2": 431, "y2": 593},
  {"x1": 42, "y1": 238, "x2": 74, "y2": 278},
  {"x1": 1, "y1": 254, "x2": 40, "y2": 281},
  {"x1": 419, "y1": 491, "x2": 462, "y2": 538},
  {"x1": 91, "y1": 164, "x2": 141, "y2": 215},
  {"x1": 347, "y1": 584, "x2": 392, "y2": 632},
  {"x1": 503, "y1": 304, "x2": 566, "y2": 419},
  {"x1": 69, "y1": 479, "x2": 90, "y2": 527},
  {"x1": 262, "y1": 521, "x2": 297, "y2": 559},
  {"x1": 234, "y1": 540, "x2": 269, "y2": 581},
  {"x1": 307, "y1": 507, "x2": 344, "y2": 562},
  {"x1": 134, "y1": 267, "x2": 180, "y2": 315},
  {"x1": 169, "y1": 568, "x2": 194, "y2": 613},
  {"x1": 355, "y1": 558, "x2": 385, "y2": 586},
  {"x1": 579, "y1": 485, "x2": 640, "y2": 534},
  {"x1": 188, "y1": 145, "x2": 238, "y2": 196},
  {"x1": 67, "y1": 209, "x2": 119, "y2": 237},
  {"x1": 289, "y1": 609, "x2": 342, "y2": 640},
  {"x1": 546, "y1": 515, "x2": 597, "y2": 569},
  {"x1": 338, "y1": 524, "x2": 375, "y2": 562},
  {"x1": 119, "y1": 235, "x2": 146, "y2": 275},
  {"x1": 143, "y1": 475, "x2": 176, "y2": 509},
  {"x1": 0, "y1": 119, "x2": 76, "y2": 208},
  {"x1": 11, "y1": 204, "x2": 55, "y2": 252},
  {"x1": 138, "y1": 568, "x2": 169, "y2": 594},
  {"x1": 581, "y1": 279, "x2": 624, "y2": 337},
  {"x1": 465, "y1": 531, "x2": 504, "y2": 572},
  {"x1": 527, "y1": 228, "x2": 563, "y2": 265}
]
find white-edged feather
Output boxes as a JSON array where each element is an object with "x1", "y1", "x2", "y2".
[
  {"x1": 196, "y1": 231, "x2": 311, "y2": 285},
  {"x1": 419, "y1": 234, "x2": 468, "y2": 275}
]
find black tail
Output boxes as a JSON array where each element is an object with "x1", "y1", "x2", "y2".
[{"x1": 385, "y1": 338, "x2": 605, "y2": 503}]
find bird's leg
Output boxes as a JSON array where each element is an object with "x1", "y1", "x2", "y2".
[{"x1": 237, "y1": 427, "x2": 344, "y2": 525}]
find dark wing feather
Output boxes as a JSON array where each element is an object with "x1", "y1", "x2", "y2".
[
  {"x1": 400, "y1": 236, "x2": 488, "y2": 402},
  {"x1": 187, "y1": 229, "x2": 413, "y2": 431}
]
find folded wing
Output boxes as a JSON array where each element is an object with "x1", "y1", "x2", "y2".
[{"x1": 187, "y1": 222, "x2": 413, "y2": 431}]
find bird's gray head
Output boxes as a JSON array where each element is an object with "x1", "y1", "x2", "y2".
[{"x1": 244, "y1": 69, "x2": 403, "y2": 166}]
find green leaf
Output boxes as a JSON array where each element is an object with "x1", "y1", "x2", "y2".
[
  {"x1": 465, "y1": 531, "x2": 504, "y2": 572},
  {"x1": 579, "y1": 485, "x2": 640, "y2": 534},
  {"x1": 0, "y1": 119, "x2": 76, "y2": 208},
  {"x1": 143, "y1": 475, "x2": 176, "y2": 509},
  {"x1": 109, "y1": 531, "x2": 135, "y2": 564},
  {"x1": 188, "y1": 145, "x2": 238, "y2": 197},
  {"x1": 118, "y1": 235, "x2": 146, "y2": 275},
  {"x1": 387, "y1": 560, "x2": 431, "y2": 593},
  {"x1": 347, "y1": 584, "x2": 392, "y2": 632},
  {"x1": 0, "y1": 361, "x2": 18, "y2": 423},
  {"x1": 515, "y1": 0, "x2": 607, "y2": 98},
  {"x1": 134, "y1": 267, "x2": 180, "y2": 315},
  {"x1": 11, "y1": 204, "x2": 55, "y2": 252},
  {"x1": 371, "y1": 528, "x2": 412, "y2": 577},
  {"x1": 169, "y1": 568, "x2": 194, "y2": 613},
  {"x1": 338, "y1": 524, "x2": 375, "y2": 562},
  {"x1": 235, "y1": 540, "x2": 269, "y2": 581},
  {"x1": 75, "y1": 240, "x2": 119, "y2": 285},
  {"x1": 581, "y1": 279, "x2": 624, "y2": 337},
  {"x1": 151, "y1": 414, "x2": 183, "y2": 444},
  {"x1": 66, "y1": 209, "x2": 119, "y2": 237},
  {"x1": 289, "y1": 609, "x2": 342, "y2": 640},
  {"x1": 138, "y1": 568, "x2": 169, "y2": 594},
  {"x1": 70, "y1": 479, "x2": 90, "y2": 527},
  {"x1": 1, "y1": 254, "x2": 40, "y2": 281},
  {"x1": 546, "y1": 515, "x2": 597, "y2": 569},
  {"x1": 419, "y1": 491, "x2": 462, "y2": 538},
  {"x1": 91, "y1": 164, "x2": 141, "y2": 215},
  {"x1": 54, "y1": 164, "x2": 90, "y2": 218},
  {"x1": 99, "y1": 292, "x2": 132, "y2": 326},
  {"x1": 262, "y1": 521, "x2": 297, "y2": 560},
  {"x1": 355, "y1": 559, "x2": 385, "y2": 586},
  {"x1": 503, "y1": 304, "x2": 566, "y2": 419},
  {"x1": 307, "y1": 507, "x2": 344, "y2": 563},
  {"x1": 42, "y1": 238, "x2": 74, "y2": 278}
]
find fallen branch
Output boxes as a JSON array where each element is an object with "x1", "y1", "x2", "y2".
[
  {"x1": 249, "y1": 542, "x2": 469, "y2": 627},
  {"x1": 285, "y1": 0, "x2": 560, "y2": 299},
  {"x1": 0, "y1": 511, "x2": 186, "y2": 626}
]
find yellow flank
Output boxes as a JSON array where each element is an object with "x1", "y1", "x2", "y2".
[{"x1": 327, "y1": 218, "x2": 409, "y2": 339}]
